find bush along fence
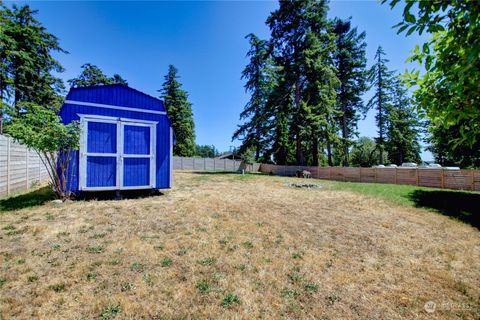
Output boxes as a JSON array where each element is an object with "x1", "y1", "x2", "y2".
[
  {"x1": 259, "y1": 163, "x2": 480, "y2": 192},
  {"x1": 173, "y1": 156, "x2": 260, "y2": 172},
  {"x1": 0, "y1": 135, "x2": 49, "y2": 197}
]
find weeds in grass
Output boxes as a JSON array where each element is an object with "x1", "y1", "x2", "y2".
[
  {"x1": 49, "y1": 283, "x2": 66, "y2": 292},
  {"x1": 130, "y1": 262, "x2": 144, "y2": 272},
  {"x1": 304, "y1": 282, "x2": 318, "y2": 293},
  {"x1": 160, "y1": 257, "x2": 172, "y2": 267},
  {"x1": 57, "y1": 231, "x2": 70, "y2": 238},
  {"x1": 242, "y1": 241, "x2": 254, "y2": 249},
  {"x1": 44, "y1": 212, "x2": 54, "y2": 221},
  {"x1": 2, "y1": 224, "x2": 15, "y2": 231},
  {"x1": 86, "y1": 272, "x2": 97, "y2": 280},
  {"x1": 196, "y1": 279, "x2": 211, "y2": 293},
  {"x1": 221, "y1": 293, "x2": 240, "y2": 308},
  {"x1": 235, "y1": 264, "x2": 247, "y2": 271},
  {"x1": 86, "y1": 245, "x2": 104, "y2": 254},
  {"x1": 0, "y1": 278, "x2": 5, "y2": 288},
  {"x1": 100, "y1": 304, "x2": 121, "y2": 320},
  {"x1": 197, "y1": 257, "x2": 216, "y2": 266},
  {"x1": 17, "y1": 258, "x2": 25, "y2": 264},
  {"x1": 121, "y1": 282, "x2": 135, "y2": 292},
  {"x1": 108, "y1": 259, "x2": 121, "y2": 266},
  {"x1": 326, "y1": 292, "x2": 340, "y2": 305},
  {"x1": 143, "y1": 273, "x2": 153, "y2": 286},
  {"x1": 291, "y1": 252, "x2": 303, "y2": 260},
  {"x1": 52, "y1": 244, "x2": 61, "y2": 250},
  {"x1": 27, "y1": 275, "x2": 38, "y2": 283},
  {"x1": 78, "y1": 225, "x2": 94, "y2": 234},
  {"x1": 287, "y1": 272, "x2": 303, "y2": 284},
  {"x1": 153, "y1": 245, "x2": 164, "y2": 251},
  {"x1": 91, "y1": 232, "x2": 107, "y2": 239},
  {"x1": 281, "y1": 288, "x2": 300, "y2": 299},
  {"x1": 176, "y1": 249, "x2": 187, "y2": 256}
]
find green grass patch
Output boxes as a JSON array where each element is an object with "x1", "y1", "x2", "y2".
[{"x1": 327, "y1": 181, "x2": 479, "y2": 228}]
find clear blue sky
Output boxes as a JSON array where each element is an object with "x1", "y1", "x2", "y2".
[{"x1": 20, "y1": 0, "x2": 431, "y2": 160}]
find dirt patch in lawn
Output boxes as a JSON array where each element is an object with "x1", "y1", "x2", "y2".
[{"x1": 0, "y1": 172, "x2": 479, "y2": 319}]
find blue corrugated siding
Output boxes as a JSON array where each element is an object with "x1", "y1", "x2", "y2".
[
  {"x1": 67, "y1": 84, "x2": 165, "y2": 112},
  {"x1": 124, "y1": 125, "x2": 150, "y2": 155},
  {"x1": 123, "y1": 158, "x2": 150, "y2": 186},
  {"x1": 59, "y1": 85, "x2": 172, "y2": 193},
  {"x1": 87, "y1": 122, "x2": 117, "y2": 153},
  {"x1": 86, "y1": 156, "x2": 116, "y2": 187}
]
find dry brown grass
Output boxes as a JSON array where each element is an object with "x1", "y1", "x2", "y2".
[{"x1": 0, "y1": 172, "x2": 479, "y2": 319}]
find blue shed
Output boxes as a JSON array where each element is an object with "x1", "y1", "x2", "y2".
[{"x1": 59, "y1": 84, "x2": 173, "y2": 194}]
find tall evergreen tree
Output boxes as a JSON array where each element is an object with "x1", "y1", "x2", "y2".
[
  {"x1": 0, "y1": 4, "x2": 66, "y2": 117},
  {"x1": 367, "y1": 46, "x2": 395, "y2": 164},
  {"x1": 332, "y1": 18, "x2": 368, "y2": 166},
  {"x1": 68, "y1": 63, "x2": 127, "y2": 88},
  {"x1": 233, "y1": 34, "x2": 274, "y2": 161},
  {"x1": 160, "y1": 65, "x2": 196, "y2": 157},
  {"x1": 385, "y1": 78, "x2": 421, "y2": 165},
  {"x1": 267, "y1": 0, "x2": 337, "y2": 165}
]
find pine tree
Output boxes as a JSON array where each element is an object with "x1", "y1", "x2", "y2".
[
  {"x1": 333, "y1": 18, "x2": 368, "y2": 166},
  {"x1": 160, "y1": 65, "x2": 196, "y2": 157},
  {"x1": 367, "y1": 46, "x2": 395, "y2": 165},
  {"x1": 301, "y1": 31, "x2": 339, "y2": 166},
  {"x1": 233, "y1": 34, "x2": 274, "y2": 161},
  {"x1": 266, "y1": 0, "x2": 336, "y2": 165},
  {"x1": 1, "y1": 4, "x2": 66, "y2": 115},
  {"x1": 385, "y1": 78, "x2": 421, "y2": 165}
]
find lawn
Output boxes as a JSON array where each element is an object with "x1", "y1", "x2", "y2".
[{"x1": 0, "y1": 172, "x2": 479, "y2": 319}]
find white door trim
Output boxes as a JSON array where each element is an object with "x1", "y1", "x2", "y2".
[{"x1": 79, "y1": 115, "x2": 156, "y2": 191}]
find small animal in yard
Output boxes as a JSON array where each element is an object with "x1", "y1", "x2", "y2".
[
  {"x1": 302, "y1": 170, "x2": 312, "y2": 179},
  {"x1": 296, "y1": 170, "x2": 312, "y2": 179}
]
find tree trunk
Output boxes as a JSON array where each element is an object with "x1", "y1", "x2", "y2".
[
  {"x1": 294, "y1": 79, "x2": 305, "y2": 165},
  {"x1": 311, "y1": 136, "x2": 319, "y2": 166},
  {"x1": 341, "y1": 103, "x2": 349, "y2": 166}
]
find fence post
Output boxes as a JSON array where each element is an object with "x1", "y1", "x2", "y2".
[
  {"x1": 180, "y1": 157, "x2": 183, "y2": 170},
  {"x1": 343, "y1": 167, "x2": 346, "y2": 182},
  {"x1": 328, "y1": 167, "x2": 331, "y2": 180},
  {"x1": 394, "y1": 168, "x2": 397, "y2": 185},
  {"x1": 204, "y1": 157, "x2": 206, "y2": 170},
  {"x1": 25, "y1": 147, "x2": 29, "y2": 189},
  {"x1": 374, "y1": 167, "x2": 377, "y2": 183},
  {"x1": 471, "y1": 170, "x2": 475, "y2": 191},
  {"x1": 39, "y1": 156, "x2": 41, "y2": 181},
  {"x1": 441, "y1": 168, "x2": 445, "y2": 189},
  {"x1": 6, "y1": 137, "x2": 11, "y2": 195},
  {"x1": 213, "y1": 158, "x2": 216, "y2": 171},
  {"x1": 415, "y1": 168, "x2": 419, "y2": 186}
]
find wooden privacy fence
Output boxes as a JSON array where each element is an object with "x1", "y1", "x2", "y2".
[
  {"x1": 173, "y1": 156, "x2": 260, "y2": 172},
  {"x1": 0, "y1": 135, "x2": 49, "y2": 197},
  {"x1": 259, "y1": 163, "x2": 480, "y2": 192}
]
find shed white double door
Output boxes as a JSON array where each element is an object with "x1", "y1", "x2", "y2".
[{"x1": 79, "y1": 116, "x2": 156, "y2": 191}]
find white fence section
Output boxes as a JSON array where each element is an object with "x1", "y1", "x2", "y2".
[
  {"x1": 173, "y1": 156, "x2": 260, "y2": 172},
  {"x1": 0, "y1": 135, "x2": 49, "y2": 197}
]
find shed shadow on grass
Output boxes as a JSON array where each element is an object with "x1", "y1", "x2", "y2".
[
  {"x1": 77, "y1": 189, "x2": 164, "y2": 201},
  {"x1": 408, "y1": 190, "x2": 480, "y2": 229},
  {"x1": 0, "y1": 186, "x2": 55, "y2": 212}
]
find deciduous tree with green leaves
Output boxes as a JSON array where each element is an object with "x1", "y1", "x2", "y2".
[
  {"x1": 350, "y1": 136, "x2": 385, "y2": 167},
  {"x1": 384, "y1": 0, "x2": 480, "y2": 152},
  {"x1": 6, "y1": 103, "x2": 80, "y2": 199},
  {"x1": 160, "y1": 65, "x2": 196, "y2": 157}
]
